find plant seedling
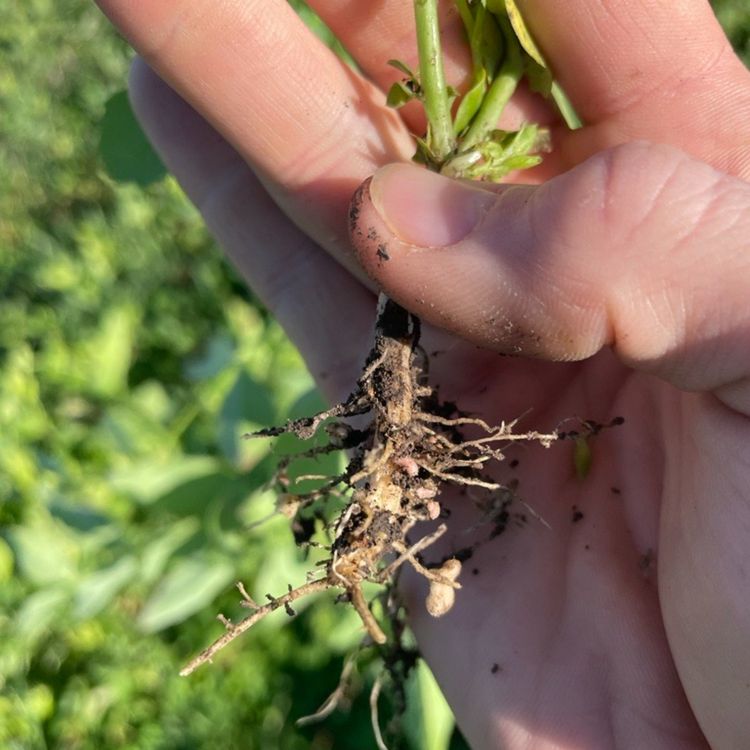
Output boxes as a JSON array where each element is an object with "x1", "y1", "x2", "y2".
[{"x1": 180, "y1": 1, "x2": 593, "y2": 745}]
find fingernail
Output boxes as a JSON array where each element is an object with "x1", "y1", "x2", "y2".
[{"x1": 370, "y1": 163, "x2": 496, "y2": 247}]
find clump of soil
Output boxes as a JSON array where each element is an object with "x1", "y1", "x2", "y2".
[{"x1": 180, "y1": 295, "x2": 557, "y2": 678}]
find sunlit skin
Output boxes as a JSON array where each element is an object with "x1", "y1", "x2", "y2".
[{"x1": 93, "y1": 1, "x2": 750, "y2": 747}]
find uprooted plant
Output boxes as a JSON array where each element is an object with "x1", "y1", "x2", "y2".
[{"x1": 180, "y1": 0, "x2": 598, "y2": 744}]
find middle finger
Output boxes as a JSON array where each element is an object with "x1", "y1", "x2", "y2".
[{"x1": 95, "y1": 0, "x2": 414, "y2": 273}]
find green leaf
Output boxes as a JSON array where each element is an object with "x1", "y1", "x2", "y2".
[
  {"x1": 136, "y1": 556, "x2": 235, "y2": 633},
  {"x1": 289, "y1": 0, "x2": 357, "y2": 68},
  {"x1": 503, "y1": 0, "x2": 547, "y2": 68},
  {"x1": 285, "y1": 388, "x2": 328, "y2": 421},
  {"x1": 150, "y1": 471, "x2": 252, "y2": 518},
  {"x1": 99, "y1": 90, "x2": 166, "y2": 186},
  {"x1": 48, "y1": 500, "x2": 111, "y2": 533},
  {"x1": 472, "y1": 4, "x2": 503, "y2": 80},
  {"x1": 574, "y1": 437, "x2": 593, "y2": 480},
  {"x1": 139, "y1": 518, "x2": 201, "y2": 585},
  {"x1": 453, "y1": 70, "x2": 487, "y2": 134},
  {"x1": 0, "y1": 537, "x2": 14, "y2": 583},
  {"x1": 388, "y1": 59, "x2": 417, "y2": 79},
  {"x1": 14, "y1": 588, "x2": 71, "y2": 645},
  {"x1": 453, "y1": 124, "x2": 548, "y2": 181},
  {"x1": 487, "y1": 0, "x2": 582, "y2": 128},
  {"x1": 74, "y1": 556, "x2": 137, "y2": 619},
  {"x1": 131, "y1": 380, "x2": 173, "y2": 423},
  {"x1": 271, "y1": 391, "x2": 343, "y2": 496},
  {"x1": 218, "y1": 369, "x2": 276, "y2": 463},
  {"x1": 403, "y1": 659, "x2": 455, "y2": 750},
  {"x1": 455, "y1": 0, "x2": 475, "y2": 33},
  {"x1": 110, "y1": 455, "x2": 221, "y2": 504},
  {"x1": 84, "y1": 304, "x2": 137, "y2": 398},
  {"x1": 7, "y1": 521, "x2": 78, "y2": 585},
  {"x1": 525, "y1": 57, "x2": 553, "y2": 97},
  {"x1": 387, "y1": 81, "x2": 417, "y2": 109},
  {"x1": 250, "y1": 542, "x2": 320, "y2": 620},
  {"x1": 184, "y1": 333, "x2": 235, "y2": 381}
]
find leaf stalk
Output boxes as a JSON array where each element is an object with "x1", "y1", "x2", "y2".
[{"x1": 461, "y1": 15, "x2": 522, "y2": 150}]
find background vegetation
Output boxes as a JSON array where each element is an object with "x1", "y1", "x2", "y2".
[{"x1": 1, "y1": 1, "x2": 748, "y2": 748}]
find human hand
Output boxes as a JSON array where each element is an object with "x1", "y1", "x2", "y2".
[{"x1": 93, "y1": 0, "x2": 750, "y2": 747}]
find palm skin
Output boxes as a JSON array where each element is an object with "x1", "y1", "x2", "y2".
[
  {"x1": 93, "y1": 0, "x2": 750, "y2": 747},
  {"x1": 402, "y1": 345, "x2": 713, "y2": 749}
]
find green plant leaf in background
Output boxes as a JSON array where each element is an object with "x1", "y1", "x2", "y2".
[
  {"x1": 0, "y1": 538, "x2": 14, "y2": 583},
  {"x1": 136, "y1": 556, "x2": 235, "y2": 633},
  {"x1": 403, "y1": 659, "x2": 455, "y2": 750},
  {"x1": 218, "y1": 369, "x2": 276, "y2": 464},
  {"x1": 73, "y1": 556, "x2": 138, "y2": 619},
  {"x1": 139, "y1": 517, "x2": 201, "y2": 585},
  {"x1": 109, "y1": 455, "x2": 222, "y2": 504},
  {"x1": 14, "y1": 588, "x2": 71, "y2": 647},
  {"x1": 84, "y1": 303, "x2": 138, "y2": 398},
  {"x1": 184, "y1": 333, "x2": 236, "y2": 381},
  {"x1": 7, "y1": 520, "x2": 79, "y2": 586},
  {"x1": 99, "y1": 90, "x2": 167, "y2": 185}
]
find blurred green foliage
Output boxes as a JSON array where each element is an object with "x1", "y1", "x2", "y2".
[
  {"x1": 714, "y1": 0, "x2": 750, "y2": 61},
  {"x1": 1, "y1": 0, "x2": 748, "y2": 748},
  {"x1": 0, "y1": 1, "x2": 460, "y2": 747}
]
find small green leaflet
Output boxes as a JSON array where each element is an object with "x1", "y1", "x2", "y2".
[
  {"x1": 448, "y1": 124, "x2": 548, "y2": 181},
  {"x1": 453, "y1": 69, "x2": 487, "y2": 134},
  {"x1": 387, "y1": 81, "x2": 418, "y2": 108},
  {"x1": 386, "y1": 59, "x2": 420, "y2": 109}
]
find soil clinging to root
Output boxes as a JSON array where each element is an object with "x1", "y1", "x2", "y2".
[{"x1": 180, "y1": 295, "x2": 558, "y2": 679}]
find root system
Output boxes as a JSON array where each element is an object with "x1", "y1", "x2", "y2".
[{"x1": 180, "y1": 295, "x2": 558, "y2": 678}]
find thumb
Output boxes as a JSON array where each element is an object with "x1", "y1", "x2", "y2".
[{"x1": 349, "y1": 142, "x2": 750, "y2": 414}]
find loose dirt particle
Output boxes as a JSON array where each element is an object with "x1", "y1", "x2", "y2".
[{"x1": 347, "y1": 177, "x2": 370, "y2": 235}]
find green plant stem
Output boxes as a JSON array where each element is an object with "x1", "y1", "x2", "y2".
[
  {"x1": 461, "y1": 16, "x2": 522, "y2": 151},
  {"x1": 551, "y1": 81, "x2": 583, "y2": 129},
  {"x1": 454, "y1": 0, "x2": 474, "y2": 35},
  {"x1": 414, "y1": 0, "x2": 455, "y2": 165}
]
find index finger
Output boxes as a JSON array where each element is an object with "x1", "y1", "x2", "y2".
[{"x1": 94, "y1": 0, "x2": 414, "y2": 273}]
